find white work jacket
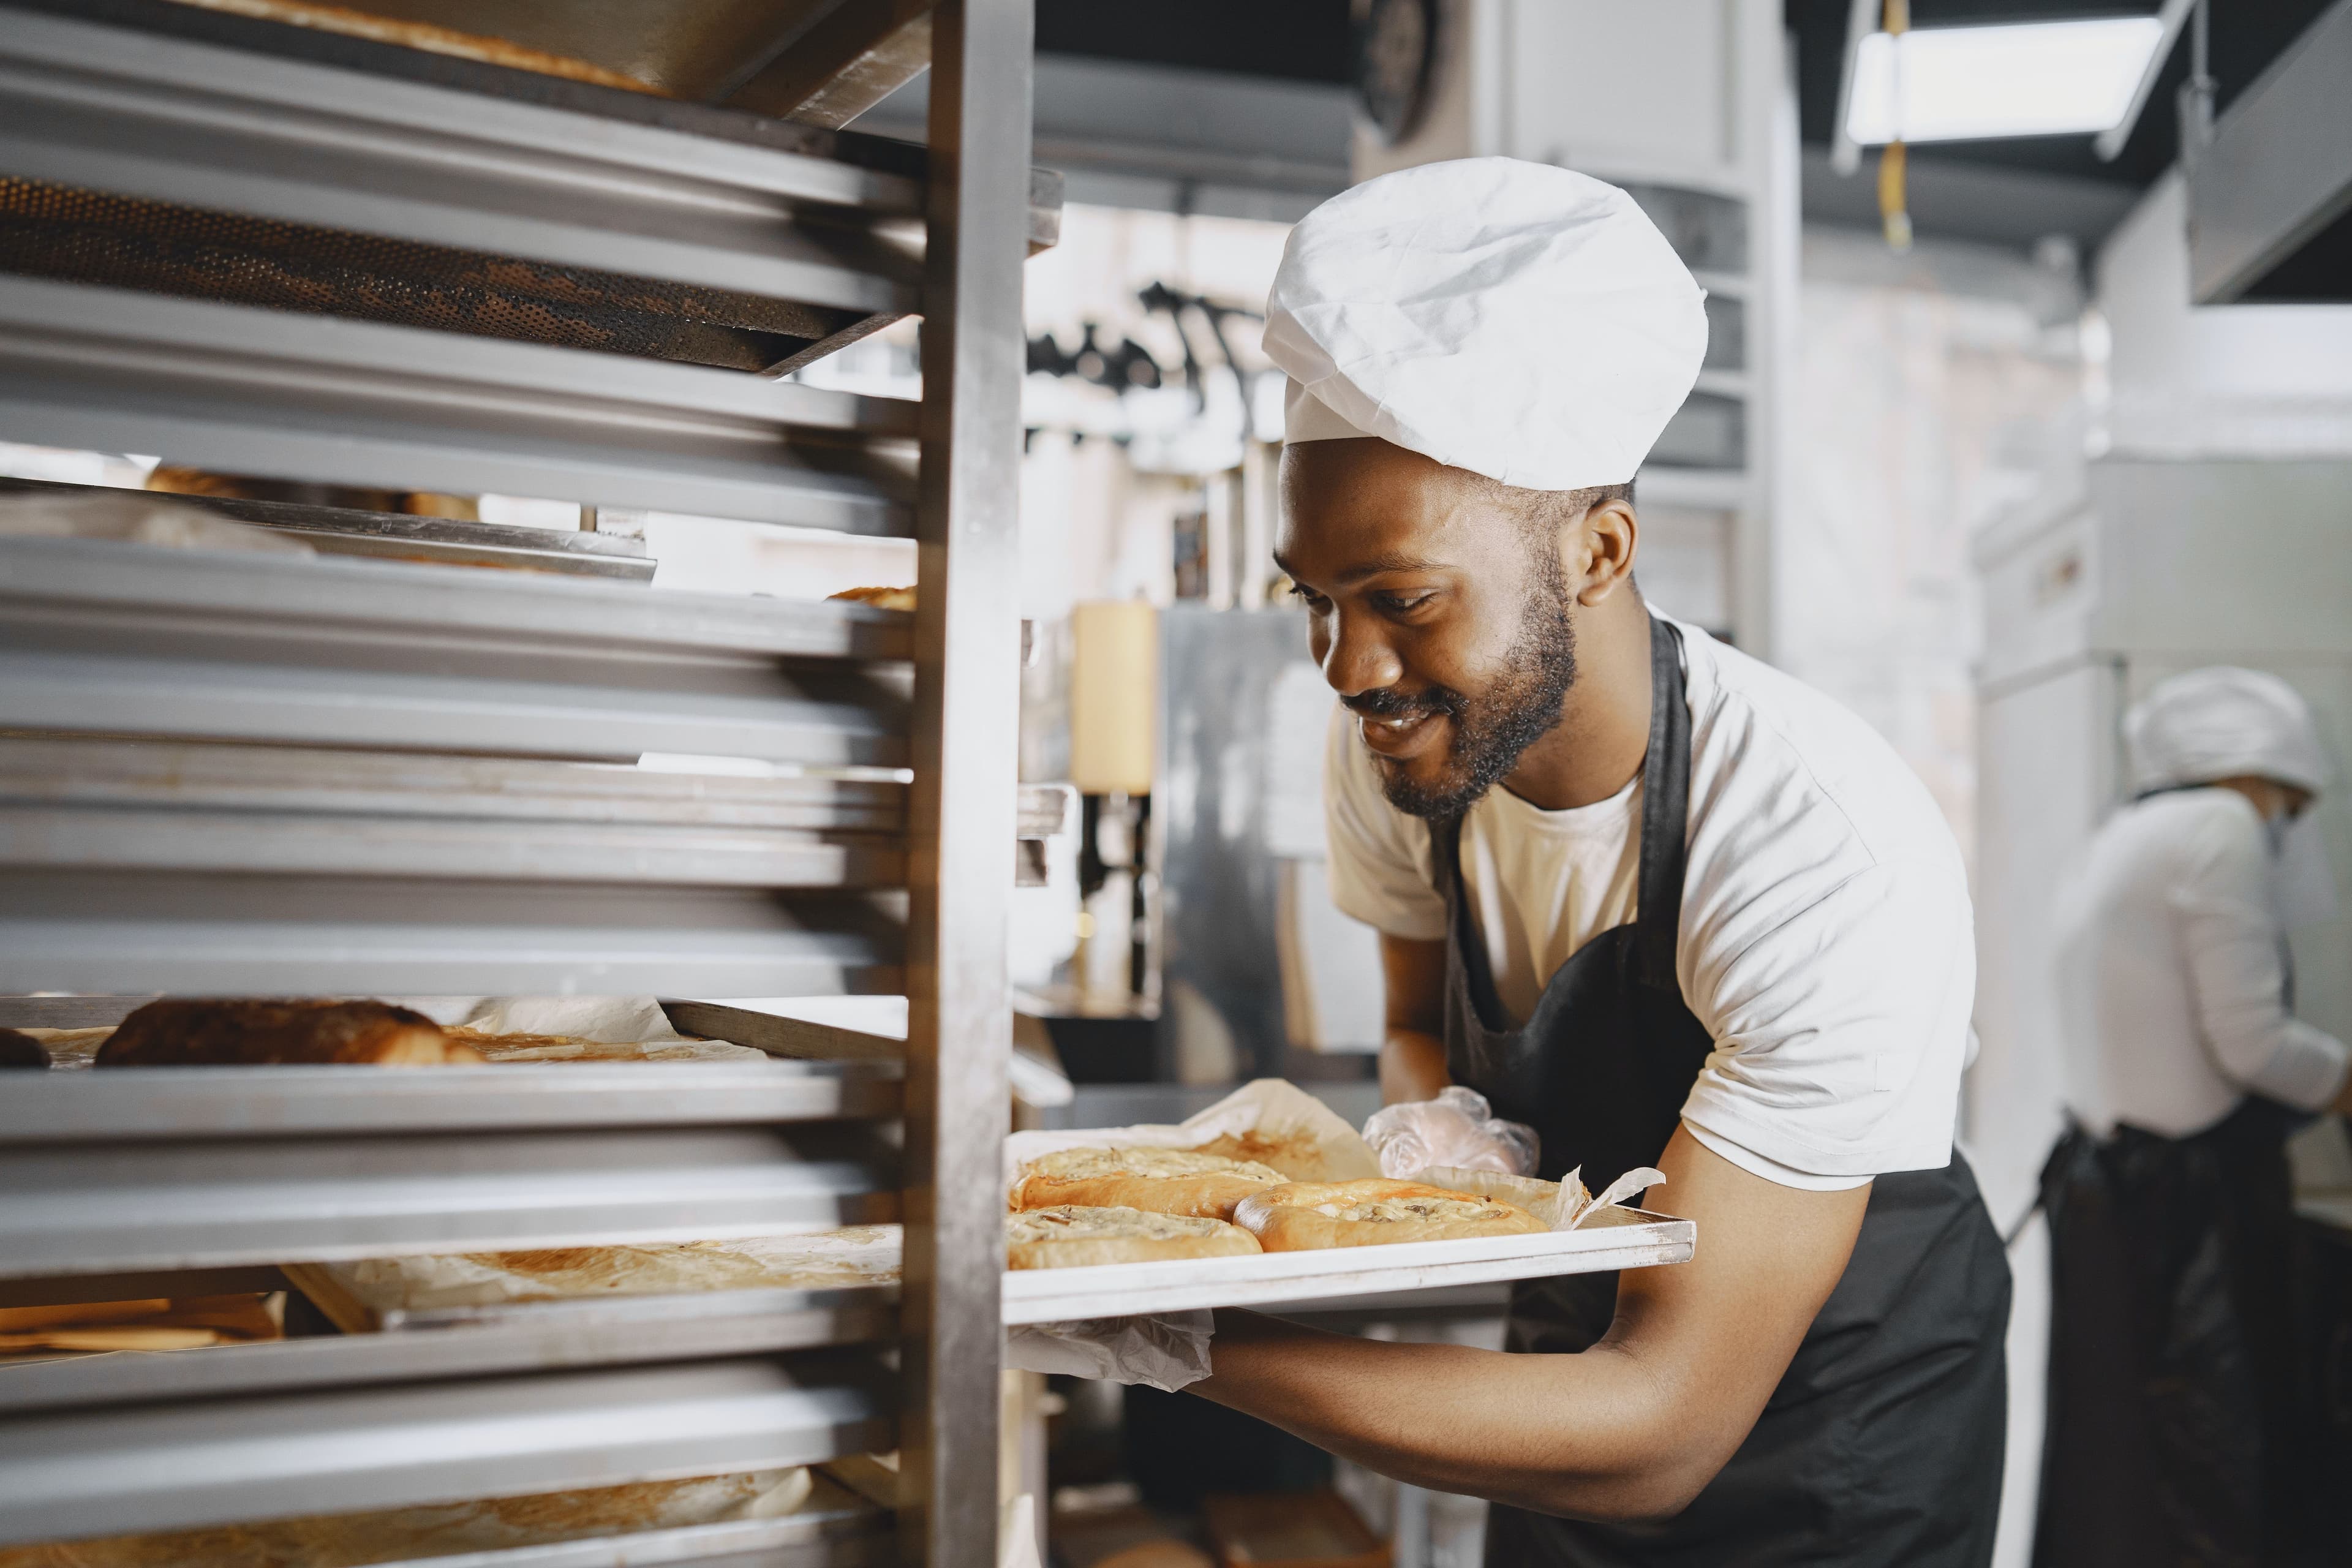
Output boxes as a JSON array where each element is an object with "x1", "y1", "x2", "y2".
[{"x1": 2052, "y1": 786, "x2": 2348, "y2": 1138}]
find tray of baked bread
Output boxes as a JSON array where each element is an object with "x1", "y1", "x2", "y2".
[{"x1": 997, "y1": 1082, "x2": 1692, "y2": 1324}]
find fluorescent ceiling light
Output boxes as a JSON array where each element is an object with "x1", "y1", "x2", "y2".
[{"x1": 1844, "y1": 17, "x2": 2166, "y2": 145}]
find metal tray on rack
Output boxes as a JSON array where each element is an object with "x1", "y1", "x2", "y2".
[
  {"x1": 349, "y1": 1501, "x2": 895, "y2": 1568},
  {"x1": 1000, "y1": 1207, "x2": 1695, "y2": 1325}
]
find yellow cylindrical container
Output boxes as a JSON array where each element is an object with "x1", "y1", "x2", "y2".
[{"x1": 1068, "y1": 600, "x2": 1157, "y2": 796}]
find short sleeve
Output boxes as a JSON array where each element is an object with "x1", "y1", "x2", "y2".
[
  {"x1": 1679, "y1": 853, "x2": 1974, "y2": 1180},
  {"x1": 1322, "y1": 704, "x2": 1447, "y2": 941}
]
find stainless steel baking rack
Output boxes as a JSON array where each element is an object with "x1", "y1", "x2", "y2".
[{"x1": 0, "y1": 0, "x2": 1040, "y2": 1561}]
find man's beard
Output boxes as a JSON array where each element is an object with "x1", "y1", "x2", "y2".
[{"x1": 1355, "y1": 578, "x2": 1578, "y2": 820}]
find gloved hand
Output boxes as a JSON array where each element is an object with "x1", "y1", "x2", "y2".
[
  {"x1": 1005, "y1": 1310, "x2": 1214, "y2": 1392},
  {"x1": 1362, "y1": 1085, "x2": 1539, "y2": 1178}
]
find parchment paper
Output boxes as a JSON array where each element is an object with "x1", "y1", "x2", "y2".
[
  {"x1": 1410, "y1": 1164, "x2": 1668, "y2": 1231},
  {"x1": 295, "y1": 1226, "x2": 903, "y2": 1315}
]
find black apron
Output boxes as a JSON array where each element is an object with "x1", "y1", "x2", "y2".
[
  {"x1": 2033, "y1": 1100, "x2": 2312, "y2": 1568},
  {"x1": 1437, "y1": 617, "x2": 2011, "y2": 1567}
]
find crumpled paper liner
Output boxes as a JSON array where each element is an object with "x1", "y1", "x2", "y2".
[
  {"x1": 287, "y1": 1227, "x2": 902, "y2": 1322},
  {"x1": 1408, "y1": 1165, "x2": 1668, "y2": 1231},
  {"x1": 0, "y1": 1468, "x2": 821, "y2": 1568},
  {"x1": 1001, "y1": 1079, "x2": 1382, "y2": 1198},
  {"x1": 442, "y1": 995, "x2": 768, "y2": 1063}
]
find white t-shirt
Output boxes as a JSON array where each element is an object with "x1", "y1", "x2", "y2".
[
  {"x1": 2053, "y1": 788, "x2": 2348, "y2": 1139},
  {"x1": 1325, "y1": 614, "x2": 1975, "y2": 1191}
]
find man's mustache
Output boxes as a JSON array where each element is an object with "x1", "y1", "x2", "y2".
[{"x1": 1343, "y1": 687, "x2": 1462, "y2": 722}]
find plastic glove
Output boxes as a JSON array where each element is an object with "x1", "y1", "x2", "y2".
[
  {"x1": 1005, "y1": 1310, "x2": 1213, "y2": 1392},
  {"x1": 1361, "y1": 1085, "x2": 1539, "y2": 1179}
]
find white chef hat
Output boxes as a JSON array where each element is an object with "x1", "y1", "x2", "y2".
[
  {"x1": 2125, "y1": 666, "x2": 2330, "y2": 797},
  {"x1": 1263, "y1": 157, "x2": 1707, "y2": 492}
]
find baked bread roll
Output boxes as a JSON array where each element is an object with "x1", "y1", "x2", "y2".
[
  {"x1": 0, "y1": 1028, "x2": 50, "y2": 1069},
  {"x1": 96, "y1": 1000, "x2": 484, "y2": 1067},
  {"x1": 829, "y1": 585, "x2": 916, "y2": 611},
  {"x1": 1234, "y1": 1178, "x2": 1548, "y2": 1251},
  {"x1": 1006, "y1": 1205, "x2": 1261, "y2": 1270},
  {"x1": 1009, "y1": 1146, "x2": 1288, "y2": 1220}
]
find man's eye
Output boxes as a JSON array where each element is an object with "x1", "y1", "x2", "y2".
[
  {"x1": 1377, "y1": 592, "x2": 1434, "y2": 614},
  {"x1": 1289, "y1": 584, "x2": 1329, "y2": 609}
]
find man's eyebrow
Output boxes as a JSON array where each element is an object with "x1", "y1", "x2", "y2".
[
  {"x1": 1332, "y1": 551, "x2": 1449, "y2": 584},
  {"x1": 1273, "y1": 550, "x2": 1451, "y2": 587}
]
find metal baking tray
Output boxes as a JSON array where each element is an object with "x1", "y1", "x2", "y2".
[
  {"x1": 348, "y1": 1498, "x2": 894, "y2": 1568},
  {"x1": 1000, "y1": 1207, "x2": 1694, "y2": 1325}
]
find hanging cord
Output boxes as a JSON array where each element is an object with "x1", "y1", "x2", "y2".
[
  {"x1": 1877, "y1": 0, "x2": 1913, "y2": 254},
  {"x1": 2177, "y1": 0, "x2": 2216, "y2": 173}
]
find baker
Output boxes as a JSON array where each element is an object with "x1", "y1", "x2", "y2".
[
  {"x1": 1190, "y1": 159, "x2": 2010, "y2": 1564},
  {"x1": 2037, "y1": 668, "x2": 2346, "y2": 1565}
]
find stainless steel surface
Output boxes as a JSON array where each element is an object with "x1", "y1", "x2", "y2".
[
  {"x1": 164, "y1": 0, "x2": 888, "y2": 103},
  {"x1": 897, "y1": 3, "x2": 1030, "y2": 1563},
  {"x1": 0, "y1": 1120, "x2": 896, "y2": 1278},
  {"x1": 0, "y1": 1063, "x2": 899, "y2": 1143},
  {"x1": 0, "y1": 8, "x2": 922, "y2": 306},
  {"x1": 0, "y1": 1359, "x2": 892, "y2": 1545},
  {"x1": 1000, "y1": 1213, "x2": 1698, "y2": 1324},
  {"x1": 0, "y1": 1287, "x2": 899, "y2": 1414},
  {"x1": 0, "y1": 872, "x2": 902, "y2": 997},
  {"x1": 0, "y1": 0, "x2": 1043, "y2": 1551},
  {"x1": 0, "y1": 477, "x2": 657, "y2": 578},
  {"x1": 1, "y1": 537, "x2": 910, "y2": 766},
  {"x1": 0, "y1": 742, "x2": 903, "y2": 831},
  {"x1": 341, "y1": 1502, "x2": 892, "y2": 1568},
  {"x1": 665, "y1": 1001, "x2": 908, "y2": 1066},
  {"x1": 1, "y1": 743, "x2": 907, "y2": 889},
  {"x1": 2187, "y1": 0, "x2": 2352, "y2": 303},
  {"x1": 1158, "y1": 606, "x2": 1323, "y2": 1077},
  {"x1": 0, "y1": 275, "x2": 919, "y2": 531},
  {"x1": 727, "y1": 0, "x2": 937, "y2": 129}
]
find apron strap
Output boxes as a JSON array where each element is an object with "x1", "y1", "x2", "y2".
[{"x1": 1634, "y1": 616, "x2": 1691, "y2": 993}]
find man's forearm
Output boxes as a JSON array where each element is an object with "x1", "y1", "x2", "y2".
[
  {"x1": 1380, "y1": 1028, "x2": 1450, "y2": 1105},
  {"x1": 1194, "y1": 1311, "x2": 1699, "y2": 1521},
  {"x1": 1188, "y1": 1130, "x2": 1871, "y2": 1525}
]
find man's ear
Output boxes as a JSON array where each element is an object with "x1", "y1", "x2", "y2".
[{"x1": 1558, "y1": 497, "x2": 1639, "y2": 605}]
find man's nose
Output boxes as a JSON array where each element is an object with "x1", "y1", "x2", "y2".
[{"x1": 1320, "y1": 609, "x2": 1403, "y2": 699}]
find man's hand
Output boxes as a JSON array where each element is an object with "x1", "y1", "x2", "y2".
[
  {"x1": 1379, "y1": 934, "x2": 1450, "y2": 1104},
  {"x1": 1191, "y1": 1125, "x2": 1870, "y2": 1523}
]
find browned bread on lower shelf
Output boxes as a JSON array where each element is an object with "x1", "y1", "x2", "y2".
[
  {"x1": 1009, "y1": 1146, "x2": 1290, "y2": 1221},
  {"x1": 1006, "y1": 1205, "x2": 1261, "y2": 1270},
  {"x1": 1234, "y1": 1178, "x2": 1550, "y2": 1252},
  {"x1": 94, "y1": 999, "x2": 484, "y2": 1067},
  {"x1": 0, "y1": 1029, "x2": 48, "y2": 1069},
  {"x1": 827, "y1": 585, "x2": 916, "y2": 611}
]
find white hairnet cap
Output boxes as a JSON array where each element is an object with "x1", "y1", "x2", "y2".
[
  {"x1": 1264, "y1": 157, "x2": 1706, "y2": 491},
  {"x1": 2125, "y1": 667, "x2": 2329, "y2": 797}
]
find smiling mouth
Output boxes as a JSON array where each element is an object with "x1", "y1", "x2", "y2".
[{"x1": 1356, "y1": 707, "x2": 1446, "y2": 760}]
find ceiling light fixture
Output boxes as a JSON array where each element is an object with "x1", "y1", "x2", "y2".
[{"x1": 1842, "y1": 17, "x2": 2168, "y2": 145}]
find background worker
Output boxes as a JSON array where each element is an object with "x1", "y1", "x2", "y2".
[{"x1": 2037, "y1": 666, "x2": 2348, "y2": 1567}]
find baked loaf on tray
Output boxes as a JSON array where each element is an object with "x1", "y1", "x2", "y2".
[
  {"x1": 1009, "y1": 1147, "x2": 1289, "y2": 1220},
  {"x1": 1234, "y1": 1178, "x2": 1550, "y2": 1251},
  {"x1": 94, "y1": 999, "x2": 484, "y2": 1068},
  {"x1": 1007, "y1": 1205, "x2": 1262, "y2": 1270}
]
